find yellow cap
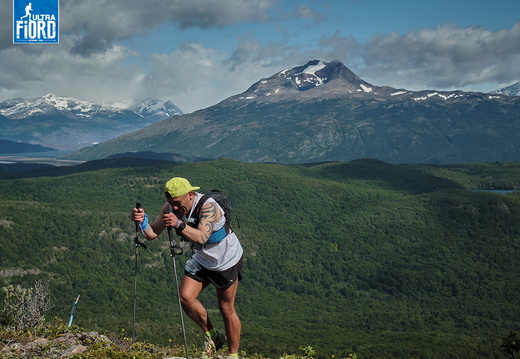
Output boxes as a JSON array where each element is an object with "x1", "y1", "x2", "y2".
[{"x1": 164, "y1": 177, "x2": 200, "y2": 198}]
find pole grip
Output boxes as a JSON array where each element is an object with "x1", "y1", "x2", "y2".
[
  {"x1": 135, "y1": 202, "x2": 141, "y2": 229},
  {"x1": 165, "y1": 212, "x2": 183, "y2": 255},
  {"x1": 134, "y1": 202, "x2": 147, "y2": 248},
  {"x1": 164, "y1": 211, "x2": 173, "y2": 228}
]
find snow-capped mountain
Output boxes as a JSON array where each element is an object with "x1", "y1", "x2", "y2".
[
  {"x1": 223, "y1": 59, "x2": 491, "y2": 106},
  {"x1": 128, "y1": 98, "x2": 182, "y2": 119},
  {"x1": 491, "y1": 82, "x2": 520, "y2": 96},
  {"x1": 0, "y1": 94, "x2": 182, "y2": 151},
  {"x1": 66, "y1": 60, "x2": 520, "y2": 165},
  {"x1": 0, "y1": 93, "x2": 182, "y2": 120},
  {"x1": 224, "y1": 59, "x2": 377, "y2": 104},
  {"x1": 0, "y1": 93, "x2": 99, "y2": 118}
]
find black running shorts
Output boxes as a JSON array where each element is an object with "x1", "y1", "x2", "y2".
[{"x1": 185, "y1": 257, "x2": 243, "y2": 290}]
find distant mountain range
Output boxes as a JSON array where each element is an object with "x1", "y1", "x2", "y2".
[
  {"x1": 0, "y1": 94, "x2": 182, "y2": 151},
  {"x1": 491, "y1": 81, "x2": 520, "y2": 96},
  {"x1": 64, "y1": 60, "x2": 520, "y2": 164}
]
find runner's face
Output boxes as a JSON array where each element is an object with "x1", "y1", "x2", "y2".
[{"x1": 166, "y1": 192, "x2": 192, "y2": 217}]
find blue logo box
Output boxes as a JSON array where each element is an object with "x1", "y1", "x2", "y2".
[{"x1": 13, "y1": 0, "x2": 59, "y2": 44}]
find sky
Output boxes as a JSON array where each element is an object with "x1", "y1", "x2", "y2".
[{"x1": 1, "y1": 0, "x2": 520, "y2": 113}]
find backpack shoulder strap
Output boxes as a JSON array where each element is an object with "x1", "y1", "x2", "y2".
[
  {"x1": 190, "y1": 191, "x2": 231, "y2": 234},
  {"x1": 191, "y1": 193, "x2": 211, "y2": 226}
]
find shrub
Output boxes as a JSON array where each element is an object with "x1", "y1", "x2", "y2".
[{"x1": 0, "y1": 280, "x2": 53, "y2": 330}]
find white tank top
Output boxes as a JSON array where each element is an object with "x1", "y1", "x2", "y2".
[{"x1": 189, "y1": 193, "x2": 243, "y2": 271}]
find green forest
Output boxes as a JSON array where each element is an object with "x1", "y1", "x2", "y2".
[{"x1": 0, "y1": 158, "x2": 519, "y2": 358}]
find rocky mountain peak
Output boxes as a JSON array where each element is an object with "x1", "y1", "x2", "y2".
[
  {"x1": 279, "y1": 59, "x2": 331, "y2": 89},
  {"x1": 225, "y1": 59, "x2": 379, "y2": 104},
  {"x1": 128, "y1": 98, "x2": 183, "y2": 119},
  {"x1": 278, "y1": 59, "x2": 368, "y2": 90}
]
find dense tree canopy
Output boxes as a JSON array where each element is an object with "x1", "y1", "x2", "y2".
[{"x1": 0, "y1": 159, "x2": 519, "y2": 358}]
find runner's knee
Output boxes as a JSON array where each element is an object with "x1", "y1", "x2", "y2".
[
  {"x1": 218, "y1": 301, "x2": 236, "y2": 317},
  {"x1": 179, "y1": 288, "x2": 197, "y2": 307}
]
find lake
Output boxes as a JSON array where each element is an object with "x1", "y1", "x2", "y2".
[{"x1": 473, "y1": 189, "x2": 518, "y2": 194}]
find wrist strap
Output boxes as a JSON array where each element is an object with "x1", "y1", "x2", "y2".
[
  {"x1": 138, "y1": 214, "x2": 149, "y2": 237},
  {"x1": 139, "y1": 213, "x2": 149, "y2": 231}
]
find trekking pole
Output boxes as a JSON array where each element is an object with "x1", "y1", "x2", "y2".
[
  {"x1": 133, "y1": 202, "x2": 147, "y2": 342},
  {"x1": 67, "y1": 294, "x2": 80, "y2": 327},
  {"x1": 166, "y1": 213, "x2": 189, "y2": 359}
]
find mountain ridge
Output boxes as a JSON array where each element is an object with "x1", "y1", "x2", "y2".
[
  {"x1": 0, "y1": 93, "x2": 182, "y2": 120},
  {"x1": 0, "y1": 94, "x2": 183, "y2": 151},
  {"x1": 491, "y1": 81, "x2": 520, "y2": 96},
  {"x1": 64, "y1": 60, "x2": 520, "y2": 164}
]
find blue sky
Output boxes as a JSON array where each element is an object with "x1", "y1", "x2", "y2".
[{"x1": 1, "y1": 0, "x2": 519, "y2": 113}]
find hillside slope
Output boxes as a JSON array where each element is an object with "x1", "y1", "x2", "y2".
[{"x1": 0, "y1": 159, "x2": 519, "y2": 358}]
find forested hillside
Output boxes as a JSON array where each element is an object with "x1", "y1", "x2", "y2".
[{"x1": 0, "y1": 159, "x2": 519, "y2": 358}]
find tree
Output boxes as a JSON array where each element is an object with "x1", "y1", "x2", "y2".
[{"x1": 501, "y1": 332, "x2": 520, "y2": 359}]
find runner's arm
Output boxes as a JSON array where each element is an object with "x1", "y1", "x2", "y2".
[
  {"x1": 177, "y1": 201, "x2": 221, "y2": 245},
  {"x1": 132, "y1": 202, "x2": 169, "y2": 240}
]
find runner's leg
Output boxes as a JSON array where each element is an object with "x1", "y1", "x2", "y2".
[
  {"x1": 179, "y1": 275, "x2": 213, "y2": 331},
  {"x1": 216, "y1": 280, "x2": 241, "y2": 353}
]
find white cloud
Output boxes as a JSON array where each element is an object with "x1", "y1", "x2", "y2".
[
  {"x1": 358, "y1": 22, "x2": 520, "y2": 90},
  {"x1": 60, "y1": 0, "x2": 277, "y2": 57},
  {"x1": 1, "y1": 1, "x2": 519, "y2": 114},
  {"x1": 137, "y1": 42, "x2": 291, "y2": 112},
  {"x1": 0, "y1": 38, "x2": 140, "y2": 102}
]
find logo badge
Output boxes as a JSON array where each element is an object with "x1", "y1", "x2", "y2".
[{"x1": 13, "y1": 0, "x2": 59, "y2": 44}]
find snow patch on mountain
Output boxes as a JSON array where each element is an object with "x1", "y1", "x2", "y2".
[
  {"x1": 283, "y1": 60, "x2": 328, "y2": 89},
  {"x1": 41, "y1": 93, "x2": 97, "y2": 112},
  {"x1": 413, "y1": 92, "x2": 464, "y2": 101},
  {"x1": 491, "y1": 82, "x2": 520, "y2": 96},
  {"x1": 294, "y1": 61, "x2": 327, "y2": 88},
  {"x1": 359, "y1": 84, "x2": 373, "y2": 93},
  {"x1": 128, "y1": 98, "x2": 182, "y2": 118}
]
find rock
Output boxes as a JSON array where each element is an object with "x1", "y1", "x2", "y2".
[
  {"x1": 22, "y1": 337, "x2": 50, "y2": 350},
  {"x1": 61, "y1": 344, "x2": 88, "y2": 357}
]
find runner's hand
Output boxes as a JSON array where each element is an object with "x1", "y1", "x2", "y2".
[
  {"x1": 163, "y1": 212, "x2": 180, "y2": 227},
  {"x1": 132, "y1": 207, "x2": 145, "y2": 222}
]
